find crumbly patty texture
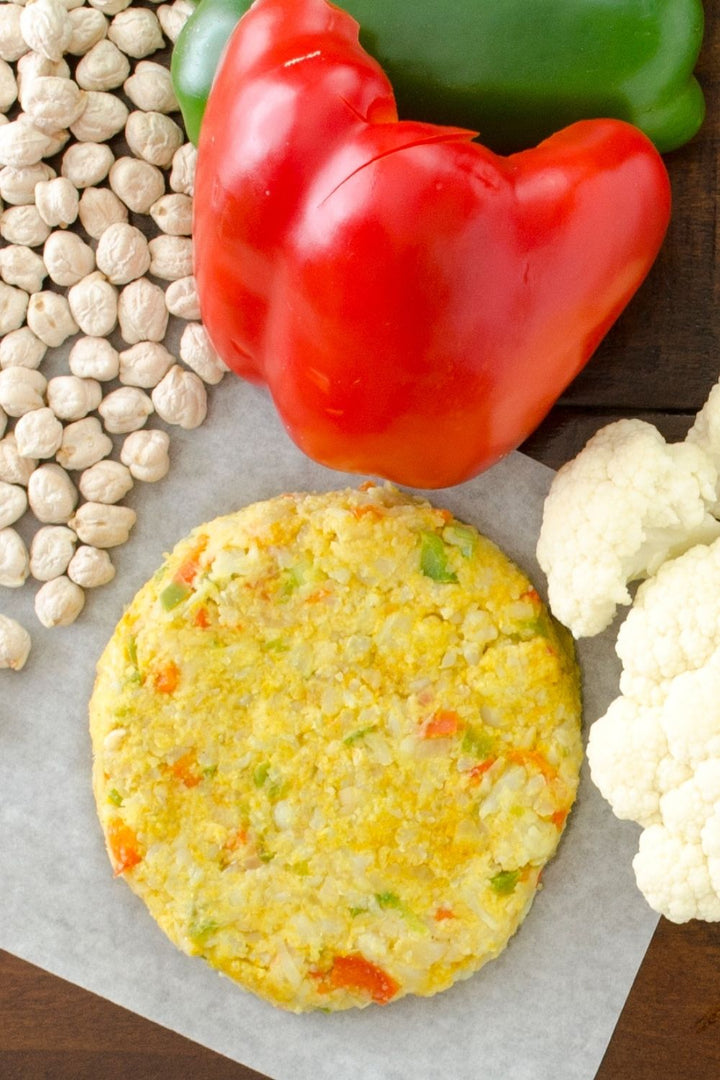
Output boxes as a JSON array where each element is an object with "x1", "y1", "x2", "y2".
[{"x1": 89, "y1": 484, "x2": 582, "y2": 1011}]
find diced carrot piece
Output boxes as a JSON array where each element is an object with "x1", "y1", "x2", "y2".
[
  {"x1": 329, "y1": 953, "x2": 400, "y2": 1004},
  {"x1": 551, "y1": 808, "x2": 569, "y2": 829},
  {"x1": 154, "y1": 660, "x2": 180, "y2": 695},
  {"x1": 434, "y1": 907, "x2": 456, "y2": 921},
  {"x1": 175, "y1": 558, "x2": 199, "y2": 586},
  {"x1": 224, "y1": 826, "x2": 249, "y2": 851},
  {"x1": 508, "y1": 749, "x2": 557, "y2": 783},
  {"x1": 174, "y1": 538, "x2": 208, "y2": 587},
  {"x1": 423, "y1": 709, "x2": 461, "y2": 738},
  {"x1": 193, "y1": 606, "x2": 210, "y2": 628},
  {"x1": 351, "y1": 504, "x2": 386, "y2": 520},
  {"x1": 169, "y1": 751, "x2": 201, "y2": 788},
  {"x1": 358, "y1": 480, "x2": 377, "y2": 491},
  {"x1": 468, "y1": 757, "x2": 496, "y2": 783},
  {"x1": 306, "y1": 586, "x2": 332, "y2": 604},
  {"x1": 107, "y1": 819, "x2": 141, "y2": 876}
]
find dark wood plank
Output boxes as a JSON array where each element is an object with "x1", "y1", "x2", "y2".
[
  {"x1": 597, "y1": 919, "x2": 720, "y2": 1080},
  {"x1": 522, "y1": 406, "x2": 696, "y2": 472},
  {"x1": 0, "y1": 949, "x2": 263, "y2": 1080}
]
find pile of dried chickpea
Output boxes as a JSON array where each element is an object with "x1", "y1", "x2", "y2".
[{"x1": 0, "y1": 0, "x2": 227, "y2": 671}]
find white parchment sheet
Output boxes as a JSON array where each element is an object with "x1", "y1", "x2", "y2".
[{"x1": 0, "y1": 376, "x2": 658, "y2": 1080}]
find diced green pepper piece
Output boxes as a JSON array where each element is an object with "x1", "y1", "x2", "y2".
[
  {"x1": 280, "y1": 567, "x2": 302, "y2": 595},
  {"x1": 253, "y1": 762, "x2": 270, "y2": 787},
  {"x1": 343, "y1": 724, "x2": 378, "y2": 745},
  {"x1": 443, "y1": 524, "x2": 478, "y2": 558},
  {"x1": 511, "y1": 609, "x2": 554, "y2": 642},
  {"x1": 262, "y1": 637, "x2": 290, "y2": 652},
  {"x1": 375, "y1": 891, "x2": 402, "y2": 910},
  {"x1": 375, "y1": 890, "x2": 427, "y2": 934},
  {"x1": 490, "y1": 870, "x2": 520, "y2": 895},
  {"x1": 461, "y1": 725, "x2": 495, "y2": 759},
  {"x1": 125, "y1": 635, "x2": 141, "y2": 683},
  {"x1": 189, "y1": 916, "x2": 220, "y2": 940},
  {"x1": 420, "y1": 532, "x2": 458, "y2": 583},
  {"x1": 126, "y1": 636, "x2": 138, "y2": 667},
  {"x1": 266, "y1": 778, "x2": 286, "y2": 801},
  {"x1": 107, "y1": 788, "x2": 123, "y2": 806},
  {"x1": 160, "y1": 580, "x2": 190, "y2": 610}
]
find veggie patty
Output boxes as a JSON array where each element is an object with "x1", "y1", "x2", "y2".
[{"x1": 89, "y1": 485, "x2": 582, "y2": 1011}]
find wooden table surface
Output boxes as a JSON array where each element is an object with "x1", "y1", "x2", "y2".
[{"x1": 3, "y1": 9, "x2": 719, "y2": 1080}]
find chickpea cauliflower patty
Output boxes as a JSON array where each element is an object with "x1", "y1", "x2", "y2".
[{"x1": 90, "y1": 485, "x2": 582, "y2": 1011}]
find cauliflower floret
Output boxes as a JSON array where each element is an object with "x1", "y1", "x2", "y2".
[
  {"x1": 536, "y1": 419, "x2": 720, "y2": 638},
  {"x1": 702, "y1": 808, "x2": 720, "y2": 897},
  {"x1": 551, "y1": 380, "x2": 720, "y2": 922},
  {"x1": 631, "y1": 759, "x2": 720, "y2": 923},
  {"x1": 661, "y1": 652, "x2": 720, "y2": 766},
  {"x1": 617, "y1": 539, "x2": 720, "y2": 706},
  {"x1": 586, "y1": 696, "x2": 690, "y2": 828},
  {"x1": 660, "y1": 760, "x2": 720, "y2": 840},
  {"x1": 687, "y1": 380, "x2": 720, "y2": 508},
  {"x1": 591, "y1": 646, "x2": 720, "y2": 922},
  {"x1": 633, "y1": 825, "x2": 720, "y2": 923}
]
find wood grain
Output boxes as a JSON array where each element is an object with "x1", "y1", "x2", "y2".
[
  {"x1": 0, "y1": 949, "x2": 262, "y2": 1080},
  {"x1": 3, "y1": 5, "x2": 719, "y2": 1080},
  {"x1": 597, "y1": 920, "x2": 720, "y2": 1080}
]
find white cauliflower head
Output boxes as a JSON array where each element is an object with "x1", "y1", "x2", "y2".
[
  {"x1": 616, "y1": 538, "x2": 720, "y2": 705},
  {"x1": 587, "y1": 696, "x2": 690, "y2": 829},
  {"x1": 536, "y1": 419, "x2": 720, "y2": 638},
  {"x1": 632, "y1": 825, "x2": 720, "y2": 924},
  {"x1": 542, "y1": 379, "x2": 720, "y2": 922},
  {"x1": 588, "y1": 636, "x2": 720, "y2": 922}
]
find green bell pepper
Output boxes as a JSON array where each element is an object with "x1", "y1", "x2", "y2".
[
  {"x1": 172, "y1": 0, "x2": 705, "y2": 153},
  {"x1": 170, "y1": 0, "x2": 246, "y2": 146}
]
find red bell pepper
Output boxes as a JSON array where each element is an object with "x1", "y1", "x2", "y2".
[
  {"x1": 107, "y1": 818, "x2": 142, "y2": 876},
  {"x1": 194, "y1": 0, "x2": 671, "y2": 489},
  {"x1": 324, "y1": 953, "x2": 400, "y2": 1004}
]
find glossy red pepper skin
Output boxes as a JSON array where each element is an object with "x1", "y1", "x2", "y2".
[{"x1": 194, "y1": 0, "x2": 672, "y2": 489}]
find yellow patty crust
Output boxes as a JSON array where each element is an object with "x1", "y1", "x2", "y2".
[{"x1": 89, "y1": 484, "x2": 582, "y2": 1011}]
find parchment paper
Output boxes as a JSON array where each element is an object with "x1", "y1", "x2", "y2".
[{"x1": 0, "y1": 375, "x2": 658, "y2": 1080}]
